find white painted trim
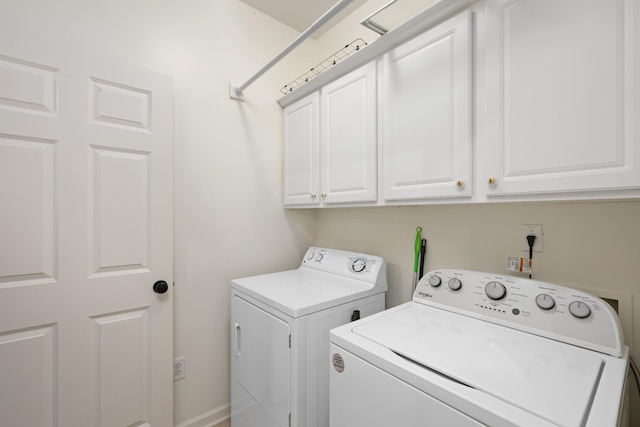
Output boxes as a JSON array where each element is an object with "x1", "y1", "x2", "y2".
[{"x1": 175, "y1": 404, "x2": 230, "y2": 427}]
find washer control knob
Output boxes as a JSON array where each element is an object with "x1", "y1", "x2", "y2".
[
  {"x1": 448, "y1": 278, "x2": 462, "y2": 291},
  {"x1": 535, "y1": 294, "x2": 555, "y2": 310},
  {"x1": 428, "y1": 275, "x2": 442, "y2": 287},
  {"x1": 306, "y1": 251, "x2": 315, "y2": 260},
  {"x1": 485, "y1": 281, "x2": 506, "y2": 300},
  {"x1": 568, "y1": 301, "x2": 592, "y2": 319},
  {"x1": 315, "y1": 253, "x2": 324, "y2": 262},
  {"x1": 351, "y1": 258, "x2": 367, "y2": 273}
]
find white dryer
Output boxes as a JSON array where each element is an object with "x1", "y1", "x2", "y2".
[
  {"x1": 330, "y1": 269, "x2": 629, "y2": 427},
  {"x1": 231, "y1": 247, "x2": 387, "y2": 427}
]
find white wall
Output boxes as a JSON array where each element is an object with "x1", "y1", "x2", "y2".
[
  {"x1": 314, "y1": 202, "x2": 640, "y2": 346},
  {"x1": 1, "y1": 0, "x2": 319, "y2": 425}
]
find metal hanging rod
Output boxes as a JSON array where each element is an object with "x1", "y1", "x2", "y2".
[{"x1": 229, "y1": 0, "x2": 355, "y2": 100}]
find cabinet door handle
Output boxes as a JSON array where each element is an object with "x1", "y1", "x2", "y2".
[
  {"x1": 456, "y1": 180, "x2": 464, "y2": 188},
  {"x1": 310, "y1": 193, "x2": 316, "y2": 199},
  {"x1": 488, "y1": 176, "x2": 497, "y2": 185},
  {"x1": 321, "y1": 192, "x2": 326, "y2": 199},
  {"x1": 234, "y1": 323, "x2": 241, "y2": 357}
]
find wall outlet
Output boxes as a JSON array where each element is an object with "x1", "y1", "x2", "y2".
[
  {"x1": 174, "y1": 356, "x2": 186, "y2": 381},
  {"x1": 521, "y1": 224, "x2": 543, "y2": 253}
]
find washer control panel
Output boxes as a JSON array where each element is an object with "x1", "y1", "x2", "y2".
[
  {"x1": 414, "y1": 269, "x2": 624, "y2": 357},
  {"x1": 301, "y1": 247, "x2": 387, "y2": 289}
]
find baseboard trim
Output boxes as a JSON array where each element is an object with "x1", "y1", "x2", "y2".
[{"x1": 175, "y1": 404, "x2": 230, "y2": 427}]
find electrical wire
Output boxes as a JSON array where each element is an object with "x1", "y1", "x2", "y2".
[{"x1": 526, "y1": 235, "x2": 536, "y2": 279}]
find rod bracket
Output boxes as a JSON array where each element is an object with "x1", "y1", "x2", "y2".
[{"x1": 229, "y1": 82, "x2": 245, "y2": 101}]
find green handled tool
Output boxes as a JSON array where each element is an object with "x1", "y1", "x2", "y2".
[{"x1": 413, "y1": 226, "x2": 422, "y2": 293}]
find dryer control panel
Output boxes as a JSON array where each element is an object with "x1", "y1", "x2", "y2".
[
  {"x1": 301, "y1": 247, "x2": 387, "y2": 289},
  {"x1": 414, "y1": 269, "x2": 624, "y2": 357}
]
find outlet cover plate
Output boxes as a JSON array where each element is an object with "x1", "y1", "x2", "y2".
[
  {"x1": 174, "y1": 356, "x2": 185, "y2": 381},
  {"x1": 521, "y1": 224, "x2": 543, "y2": 253}
]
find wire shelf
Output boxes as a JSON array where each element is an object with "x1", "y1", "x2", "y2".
[{"x1": 280, "y1": 38, "x2": 368, "y2": 95}]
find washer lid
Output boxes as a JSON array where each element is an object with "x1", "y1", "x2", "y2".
[
  {"x1": 352, "y1": 304, "x2": 604, "y2": 427},
  {"x1": 231, "y1": 268, "x2": 382, "y2": 317}
]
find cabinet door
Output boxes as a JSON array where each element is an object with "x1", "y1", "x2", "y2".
[
  {"x1": 485, "y1": 0, "x2": 640, "y2": 196},
  {"x1": 284, "y1": 92, "x2": 320, "y2": 206},
  {"x1": 381, "y1": 11, "x2": 472, "y2": 201},
  {"x1": 321, "y1": 63, "x2": 377, "y2": 204}
]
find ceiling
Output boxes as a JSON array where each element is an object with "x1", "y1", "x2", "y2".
[{"x1": 238, "y1": 0, "x2": 370, "y2": 36}]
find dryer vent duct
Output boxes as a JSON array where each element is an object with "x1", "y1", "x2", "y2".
[{"x1": 361, "y1": 0, "x2": 440, "y2": 35}]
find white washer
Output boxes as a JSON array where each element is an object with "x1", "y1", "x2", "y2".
[
  {"x1": 330, "y1": 269, "x2": 629, "y2": 427},
  {"x1": 231, "y1": 247, "x2": 387, "y2": 427}
]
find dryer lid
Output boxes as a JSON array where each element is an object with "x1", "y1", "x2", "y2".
[{"x1": 352, "y1": 303, "x2": 604, "y2": 427}]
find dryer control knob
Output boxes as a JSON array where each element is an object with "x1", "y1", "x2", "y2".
[
  {"x1": 568, "y1": 301, "x2": 591, "y2": 318},
  {"x1": 351, "y1": 258, "x2": 367, "y2": 273},
  {"x1": 315, "y1": 253, "x2": 324, "y2": 262},
  {"x1": 535, "y1": 294, "x2": 555, "y2": 310},
  {"x1": 485, "y1": 281, "x2": 506, "y2": 300},
  {"x1": 428, "y1": 275, "x2": 442, "y2": 287},
  {"x1": 448, "y1": 278, "x2": 462, "y2": 291}
]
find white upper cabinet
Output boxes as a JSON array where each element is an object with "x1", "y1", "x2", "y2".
[
  {"x1": 282, "y1": 0, "x2": 640, "y2": 207},
  {"x1": 381, "y1": 11, "x2": 472, "y2": 201},
  {"x1": 485, "y1": 0, "x2": 640, "y2": 197},
  {"x1": 321, "y1": 62, "x2": 377, "y2": 205},
  {"x1": 283, "y1": 63, "x2": 377, "y2": 207},
  {"x1": 283, "y1": 92, "x2": 320, "y2": 206}
]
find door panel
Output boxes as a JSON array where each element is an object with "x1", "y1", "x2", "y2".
[
  {"x1": 90, "y1": 77, "x2": 151, "y2": 130},
  {"x1": 0, "y1": 32, "x2": 173, "y2": 427},
  {"x1": 89, "y1": 147, "x2": 150, "y2": 275},
  {"x1": 0, "y1": 325, "x2": 56, "y2": 427},
  {"x1": 283, "y1": 92, "x2": 320, "y2": 206},
  {"x1": 232, "y1": 296, "x2": 291, "y2": 427},
  {"x1": 382, "y1": 11, "x2": 472, "y2": 200},
  {"x1": 0, "y1": 55, "x2": 57, "y2": 115},
  {"x1": 321, "y1": 63, "x2": 377, "y2": 204},
  {"x1": 0, "y1": 135, "x2": 56, "y2": 285},
  {"x1": 91, "y1": 309, "x2": 150, "y2": 427},
  {"x1": 485, "y1": 0, "x2": 640, "y2": 195}
]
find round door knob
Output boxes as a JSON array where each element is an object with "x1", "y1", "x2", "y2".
[
  {"x1": 488, "y1": 176, "x2": 496, "y2": 185},
  {"x1": 153, "y1": 280, "x2": 169, "y2": 294}
]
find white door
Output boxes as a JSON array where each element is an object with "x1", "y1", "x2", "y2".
[
  {"x1": 321, "y1": 63, "x2": 377, "y2": 205},
  {"x1": 0, "y1": 33, "x2": 174, "y2": 427},
  {"x1": 381, "y1": 11, "x2": 472, "y2": 201}
]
